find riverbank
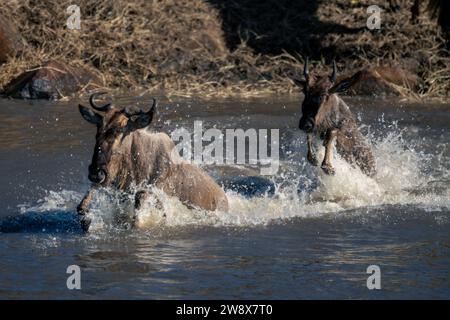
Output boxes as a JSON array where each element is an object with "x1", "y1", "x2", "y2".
[{"x1": 0, "y1": 0, "x2": 448, "y2": 99}]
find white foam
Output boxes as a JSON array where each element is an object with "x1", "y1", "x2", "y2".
[
  {"x1": 18, "y1": 190, "x2": 82, "y2": 214},
  {"x1": 19, "y1": 126, "x2": 450, "y2": 231}
]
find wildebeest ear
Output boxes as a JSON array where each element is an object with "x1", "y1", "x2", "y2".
[
  {"x1": 128, "y1": 114, "x2": 152, "y2": 130},
  {"x1": 127, "y1": 100, "x2": 156, "y2": 130},
  {"x1": 79, "y1": 104, "x2": 102, "y2": 125},
  {"x1": 328, "y1": 74, "x2": 356, "y2": 94}
]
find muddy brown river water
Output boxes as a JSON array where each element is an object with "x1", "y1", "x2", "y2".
[{"x1": 0, "y1": 95, "x2": 449, "y2": 299}]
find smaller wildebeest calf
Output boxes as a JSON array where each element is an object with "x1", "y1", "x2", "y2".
[
  {"x1": 295, "y1": 60, "x2": 376, "y2": 177},
  {"x1": 77, "y1": 93, "x2": 229, "y2": 231}
]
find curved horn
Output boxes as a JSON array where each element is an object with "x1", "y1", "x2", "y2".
[
  {"x1": 148, "y1": 97, "x2": 156, "y2": 115},
  {"x1": 330, "y1": 60, "x2": 337, "y2": 83},
  {"x1": 124, "y1": 98, "x2": 157, "y2": 129},
  {"x1": 89, "y1": 92, "x2": 111, "y2": 112},
  {"x1": 303, "y1": 57, "x2": 309, "y2": 80},
  {"x1": 124, "y1": 98, "x2": 156, "y2": 117}
]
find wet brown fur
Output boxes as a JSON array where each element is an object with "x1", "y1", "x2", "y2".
[
  {"x1": 78, "y1": 106, "x2": 228, "y2": 230},
  {"x1": 299, "y1": 74, "x2": 376, "y2": 176}
]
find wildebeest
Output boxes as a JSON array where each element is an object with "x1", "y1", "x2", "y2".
[
  {"x1": 296, "y1": 60, "x2": 376, "y2": 177},
  {"x1": 77, "y1": 93, "x2": 229, "y2": 231}
]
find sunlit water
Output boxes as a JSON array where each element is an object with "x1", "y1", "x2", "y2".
[{"x1": 0, "y1": 95, "x2": 449, "y2": 299}]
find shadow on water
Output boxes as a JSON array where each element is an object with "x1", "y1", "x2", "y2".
[
  {"x1": 220, "y1": 176, "x2": 276, "y2": 197},
  {"x1": 0, "y1": 211, "x2": 83, "y2": 234}
]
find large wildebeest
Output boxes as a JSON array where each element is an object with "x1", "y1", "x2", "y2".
[
  {"x1": 77, "y1": 93, "x2": 229, "y2": 231},
  {"x1": 295, "y1": 60, "x2": 376, "y2": 177}
]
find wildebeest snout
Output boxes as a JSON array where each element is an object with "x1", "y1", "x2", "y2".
[
  {"x1": 88, "y1": 164, "x2": 106, "y2": 184},
  {"x1": 299, "y1": 116, "x2": 314, "y2": 133}
]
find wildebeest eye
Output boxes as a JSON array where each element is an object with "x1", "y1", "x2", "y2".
[
  {"x1": 314, "y1": 95, "x2": 328, "y2": 104},
  {"x1": 311, "y1": 96, "x2": 322, "y2": 104}
]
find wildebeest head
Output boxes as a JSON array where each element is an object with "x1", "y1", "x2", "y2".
[
  {"x1": 295, "y1": 59, "x2": 354, "y2": 133},
  {"x1": 79, "y1": 93, "x2": 156, "y2": 186}
]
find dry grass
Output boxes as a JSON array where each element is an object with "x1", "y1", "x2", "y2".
[
  {"x1": 0, "y1": 0, "x2": 448, "y2": 99},
  {"x1": 319, "y1": 0, "x2": 449, "y2": 99}
]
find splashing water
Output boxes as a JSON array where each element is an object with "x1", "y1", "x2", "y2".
[{"x1": 16, "y1": 119, "x2": 449, "y2": 233}]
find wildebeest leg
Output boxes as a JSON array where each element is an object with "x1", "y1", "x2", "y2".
[
  {"x1": 77, "y1": 188, "x2": 95, "y2": 232},
  {"x1": 134, "y1": 190, "x2": 165, "y2": 224},
  {"x1": 321, "y1": 129, "x2": 337, "y2": 175},
  {"x1": 134, "y1": 190, "x2": 150, "y2": 212},
  {"x1": 307, "y1": 133, "x2": 319, "y2": 166},
  {"x1": 113, "y1": 193, "x2": 134, "y2": 228}
]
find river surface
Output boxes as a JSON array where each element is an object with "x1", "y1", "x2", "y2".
[{"x1": 0, "y1": 95, "x2": 449, "y2": 299}]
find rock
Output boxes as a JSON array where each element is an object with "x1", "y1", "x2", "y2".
[
  {"x1": 340, "y1": 65, "x2": 419, "y2": 96},
  {"x1": 3, "y1": 60, "x2": 102, "y2": 99},
  {"x1": 0, "y1": 13, "x2": 24, "y2": 64}
]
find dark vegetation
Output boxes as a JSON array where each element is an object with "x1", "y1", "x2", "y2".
[{"x1": 0, "y1": 0, "x2": 448, "y2": 98}]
